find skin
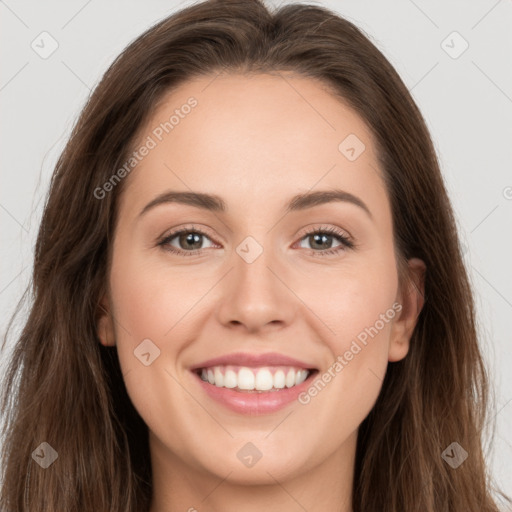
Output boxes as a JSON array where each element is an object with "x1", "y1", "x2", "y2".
[{"x1": 97, "y1": 72, "x2": 425, "y2": 512}]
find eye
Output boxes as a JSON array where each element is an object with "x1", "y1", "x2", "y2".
[
  {"x1": 157, "y1": 224, "x2": 355, "y2": 257},
  {"x1": 157, "y1": 225, "x2": 217, "y2": 256},
  {"x1": 296, "y1": 226, "x2": 354, "y2": 256}
]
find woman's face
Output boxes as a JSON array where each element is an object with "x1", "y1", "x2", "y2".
[{"x1": 98, "y1": 72, "x2": 424, "y2": 485}]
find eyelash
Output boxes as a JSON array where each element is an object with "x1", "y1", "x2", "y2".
[{"x1": 157, "y1": 224, "x2": 355, "y2": 257}]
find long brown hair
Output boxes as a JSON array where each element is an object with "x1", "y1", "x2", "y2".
[{"x1": 1, "y1": 0, "x2": 507, "y2": 510}]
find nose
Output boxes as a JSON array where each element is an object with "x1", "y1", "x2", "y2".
[{"x1": 216, "y1": 239, "x2": 298, "y2": 333}]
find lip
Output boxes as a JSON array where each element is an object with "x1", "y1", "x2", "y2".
[
  {"x1": 189, "y1": 351, "x2": 317, "y2": 371},
  {"x1": 191, "y1": 368, "x2": 319, "y2": 415}
]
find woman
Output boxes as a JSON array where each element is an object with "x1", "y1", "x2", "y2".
[{"x1": 0, "y1": 0, "x2": 507, "y2": 510}]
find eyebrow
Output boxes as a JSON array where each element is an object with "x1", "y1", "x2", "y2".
[{"x1": 138, "y1": 188, "x2": 372, "y2": 219}]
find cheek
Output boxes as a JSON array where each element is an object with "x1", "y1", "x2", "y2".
[
  {"x1": 107, "y1": 253, "x2": 199, "y2": 436},
  {"x1": 328, "y1": 285, "x2": 397, "y2": 362},
  {"x1": 297, "y1": 310, "x2": 392, "y2": 448},
  {"x1": 109, "y1": 249, "x2": 196, "y2": 339},
  {"x1": 298, "y1": 254, "x2": 398, "y2": 352},
  {"x1": 296, "y1": 256, "x2": 397, "y2": 418},
  {"x1": 107, "y1": 249, "x2": 188, "y2": 389}
]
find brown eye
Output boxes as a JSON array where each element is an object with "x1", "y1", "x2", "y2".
[
  {"x1": 176, "y1": 232, "x2": 204, "y2": 250},
  {"x1": 297, "y1": 227, "x2": 354, "y2": 256},
  {"x1": 158, "y1": 228, "x2": 217, "y2": 256}
]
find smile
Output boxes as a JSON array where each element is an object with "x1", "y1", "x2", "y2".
[
  {"x1": 191, "y1": 366, "x2": 319, "y2": 415},
  {"x1": 195, "y1": 365, "x2": 312, "y2": 392}
]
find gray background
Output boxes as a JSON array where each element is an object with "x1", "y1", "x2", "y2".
[{"x1": 1, "y1": 0, "x2": 511, "y2": 503}]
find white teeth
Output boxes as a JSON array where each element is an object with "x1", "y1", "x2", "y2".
[
  {"x1": 198, "y1": 365, "x2": 311, "y2": 392},
  {"x1": 285, "y1": 369, "x2": 295, "y2": 388},
  {"x1": 273, "y1": 370, "x2": 286, "y2": 389},
  {"x1": 237, "y1": 368, "x2": 255, "y2": 390},
  {"x1": 214, "y1": 367, "x2": 224, "y2": 387},
  {"x1": 255, "y1": 369, "x2": 273, "y2": 391},
  {"x1": 224, "y1": 369, "x2": 237, "y2": 388},
  {"x1": 295, "y1": 369, "x2": 308, "y2": 386}
]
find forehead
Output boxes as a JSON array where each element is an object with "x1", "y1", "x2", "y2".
[{"x1": 120, "y1": 72, "x2": 388, "y2": 219}]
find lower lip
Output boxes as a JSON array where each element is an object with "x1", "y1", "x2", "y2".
[{"x1": 191, "y1": 370, "x2": 318, "y2": 415}]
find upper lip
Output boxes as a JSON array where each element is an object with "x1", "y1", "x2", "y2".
[{"x1": 190, "y1": 352, "x2": 318, "y2": 371}]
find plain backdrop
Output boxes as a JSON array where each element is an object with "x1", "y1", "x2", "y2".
[{"x1": 1, "y1": 0, "x2": 511, "y2": 504}]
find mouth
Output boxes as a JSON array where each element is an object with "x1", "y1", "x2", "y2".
[
  {"x1": 189, "y1": 352, "x2": 320, "y2": 413},
  {"x1": 193, "y1": 365, "x2": 319, "y2": 393}
]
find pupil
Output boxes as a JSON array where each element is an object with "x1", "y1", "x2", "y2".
[
  {"x1": 181, "y1": 232, "x2": 202, "y2": 250},
  {"x1": 177, "y1": 232, "x2": 333, "y2": 251},
  {"x1": 311, "y1": 234, "x2": 331, "y2": 250}
]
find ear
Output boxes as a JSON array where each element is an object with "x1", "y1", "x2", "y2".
[
  {"x1": 96, "y1": 292, "x2": 116, "y2": 347},
  {"x1": 388, "y1": 257, "x2": 426, "y2": 362}
]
